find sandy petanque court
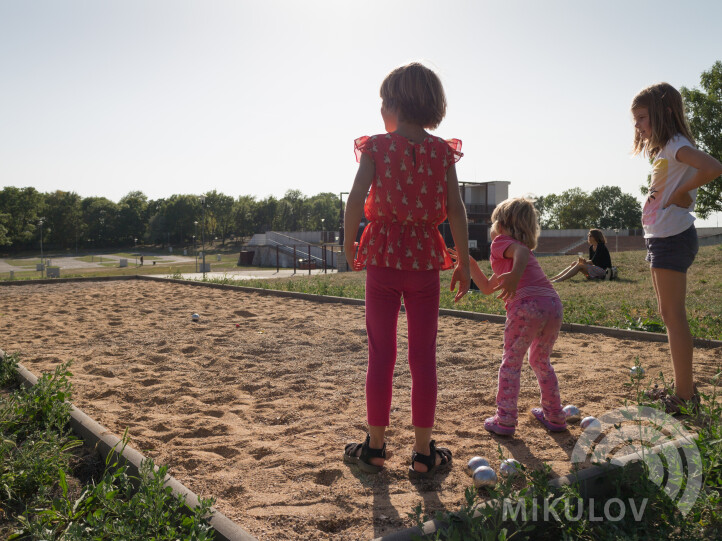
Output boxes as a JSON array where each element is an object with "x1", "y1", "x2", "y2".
[{"x1": 1, "y1": 279, "x2": 720, "y2": 540}]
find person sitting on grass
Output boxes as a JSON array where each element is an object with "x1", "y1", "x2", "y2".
[{"x1": 550, "y1": 229, "x2": 612, "y2": 283}]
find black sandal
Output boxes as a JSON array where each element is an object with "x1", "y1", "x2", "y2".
[
  {"x1": 409, "y1": 440, "x2": 452, "y2": 478},
  {"x1": 343, "y1": 433, "x2": 386, "y2": 473}
]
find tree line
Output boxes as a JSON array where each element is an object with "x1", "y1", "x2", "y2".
[
  {"x1": 0, "y1": 182, "x2": 644, "y2": 252},
  {"x1": 535, "y1": 186, "x2": 642, "y2": 230},
  {"x1": 0, "y1": 188, "x2": 343, "y2": 251}
]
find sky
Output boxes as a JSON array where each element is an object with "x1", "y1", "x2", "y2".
[{"x1": 1, "y1": 0, "x2": 721, "y2": 227}]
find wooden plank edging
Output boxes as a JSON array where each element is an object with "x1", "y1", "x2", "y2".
[{"x1": 15, "y1": 363, "x2": 257, "y2": 541}]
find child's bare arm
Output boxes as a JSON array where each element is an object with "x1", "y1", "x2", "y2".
[
  {"x1": 445, "y1": 164, "x2": 470, "y2": 302},
  {"x1": 448, "y1": 248, "x2": 497, "y2": 296},
  {"x1": 470, "y1": 259, "x2": 497, "y2": 295},
  {"x1": 493, "y1": 243, "x2": 529, "y2": 301},
  {"x1": 344, "y1": 155, "x2": 374, "y2": 269},
  {"x1": 666, "y1": 146, "x2": 722, "y2": 208}
]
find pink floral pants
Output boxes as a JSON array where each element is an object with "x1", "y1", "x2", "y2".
[{"x1": 496, "y1": 295, "x2": 564, "y2": 425}]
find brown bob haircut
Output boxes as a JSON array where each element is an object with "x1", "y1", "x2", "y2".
[
  {"x1": 588, "y1": 229, "x2": 607, "y2": 244},
  {"x1": 380, "y1": 62, "x2": 447, "y2": 130},
  {"x1": 631, "y1": 82, "x2": 695, "y2": 159},
  {"x1": 491, "y1": 197, "x2": 540, "y2": 250}
]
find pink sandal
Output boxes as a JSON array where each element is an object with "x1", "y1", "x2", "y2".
[
  {"x1": 531, "y1": 408, "x2": 567, "y2": 432},
  {"x1": 484, "y1": 416, "x2": 516, "y2": 436}
]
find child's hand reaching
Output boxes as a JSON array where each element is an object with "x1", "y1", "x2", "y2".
[
  {"x1": 447, "y1": 247, "x2": 470, "y2": 302},
  {"x1": 450, "y1": 263, "x2": 470, "y2": 302},
  {"x1": 493, "y1": 271, "x2": 521, "y2": 301},
  {"x1": 447, "y1": 247, "x2": 472, "y2": 265}
]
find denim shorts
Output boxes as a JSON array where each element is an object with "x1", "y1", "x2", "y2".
[{"x1": 645, "y1": 225, "x2": 698, "y2": 273}]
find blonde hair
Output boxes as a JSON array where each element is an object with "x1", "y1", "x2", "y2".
[
  {"x1": 491, "y1": 197, "x2": 540, "y2": 250},
  {"x1": 588, "y1": 229, "x2": 606, "y2": 244},
  {"x1": 631, "y1": 82, "x2": 695, "y2": 159},
  {"x1": 380, "y1": 62, "x2": 447, "y2": 130}
]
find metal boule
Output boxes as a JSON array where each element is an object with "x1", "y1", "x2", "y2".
[
  {"x1": 580, "y1": 416, "x2": 601, "y2": 431},
  {"x1": 465, "y1": 456, "x2": 490, "y2": 476},
  {"x1": 562, "y1": 405, "x2": 581, "y2": 422},
  {"x1": 499, "y1": 458, "x2": 521, "y2": 478},
  {"x1": 472, "y1": 466, "x2": 497, "y2": 488}
]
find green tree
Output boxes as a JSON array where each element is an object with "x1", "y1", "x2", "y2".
[
  {"x1": 534, "y1": 193, "x2": 561, "y2": 229},
  {"x1": 555, "y1": 188, "x2": 600, "y2": 229},
  {"x1": 157, "y1": 194, "x2": 201, "y2": 245},
  {"x1": 82, "y1": 197, "x2": 119, "y2": 248},
  {"x1": 307, "y1": 192, "x2": 341, "y2": 233},
  {"x1": 590, "y1": 186, "x2": 642, "y2": 229},
  {"x1": 254, "y1": 196, "x2": 279, "y2": 233},
  {"x1": 0, "y1": 187, "x2": 44, "y2": 248},
  {"x1": 681, "y1": 61, "x2": 722, "y2": 218},
  {"x1": 204, "y1": 190, "x2": 235, "y2": 243},
  {"x1": 535, "y1": 186, "x2": 641, "y2": 230},
  {"x1": 233, "y1": 195, "x2": 257, "y2": 239},
  {"x1": 0, "y1": 212, "x2": 10, "y2": 246},
  {"x1": 44, "y1": 191, "x2": 84, "y2": 249},
  {"x1": 117, "y1": 191, "x2": 149, "y2": 246}
]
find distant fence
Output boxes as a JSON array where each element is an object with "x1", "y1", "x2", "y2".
[{"x1": 241, "y1": 244, "x2": 341, "y2": 273}]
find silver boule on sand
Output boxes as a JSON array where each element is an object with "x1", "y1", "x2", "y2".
[
  {"x1": 562, "y1": 404, "x2": 581, "y2": 422},
  {"x1": 465, "y1": 456, "x2": 490, "y2": 476},
  {"x1": 472, "y1": 466, "x2": 497, "y2": 488}
]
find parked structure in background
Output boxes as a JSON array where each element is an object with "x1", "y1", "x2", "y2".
[{"x1": 439, "y1": 180, "x2": 511, "y2": 260}]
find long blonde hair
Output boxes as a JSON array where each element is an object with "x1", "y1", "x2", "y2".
[
  {"x1": 631, "y1": 82, "x2": 695, "y2": 159},
  {"x1": 491, "y1": 197, "x2": 540, "y2": 250}
]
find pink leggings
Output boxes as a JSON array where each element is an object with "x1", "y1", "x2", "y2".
[
  {"x1": 496, "y1": 296, "x2": 564, "y2": 425},
  {"x1": 365, "y1": 265, "x2": 440, "y2": 428}
]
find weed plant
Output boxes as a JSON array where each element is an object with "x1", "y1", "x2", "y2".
[
  {"x1": 0, "y1": 352, "x2": 215, "y2": 540},
  {"x1": 410, "y1": 366, "x2": 722, "y2": 540}
]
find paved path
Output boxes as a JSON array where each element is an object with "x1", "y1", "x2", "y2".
[
  {"x1": 166, "y1": 268, "x2": 338, "y2": 281},
  {"x1": 0, "y1": 254, "x2": 197, "y2": 272}
]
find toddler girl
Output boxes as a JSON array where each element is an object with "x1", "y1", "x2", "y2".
[
  {"x1": 342, "y1": 62, "x2": 471, "y2": 476},
  {"x1": 454, "y1": 197, "x2": 566, "y2": 435},
  {"x1": 632, "y1": 82, "x2": 722, "y2": 413}
]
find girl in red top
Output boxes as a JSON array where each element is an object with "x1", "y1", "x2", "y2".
[{"x1": 343, "y1": 62, "x2": 470, "y2": 477}]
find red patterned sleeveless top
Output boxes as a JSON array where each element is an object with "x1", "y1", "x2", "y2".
[{"x1": 353, "y1": 133, "x2": 462, "y2": 271}]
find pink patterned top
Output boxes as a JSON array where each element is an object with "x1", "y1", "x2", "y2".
[
  {"x1": 490, "y1": 234, "x2": 559, "y2": 308},
  {"x1": 353, "y1": 133, "x2": 462, "y2": 271}
]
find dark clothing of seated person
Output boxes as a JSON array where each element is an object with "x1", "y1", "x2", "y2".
[{"x1": 551, "y1": 229, "x2": 613, "y2": 283}]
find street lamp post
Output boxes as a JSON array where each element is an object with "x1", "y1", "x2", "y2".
[
  {"x1": 614, "y1": 228, "x2": 619, "y2": 252},
  {"x1": 38, "y1": 218, "x2": 45, "y2": 277},
  {"x1": 199, "y1": 195, "x2": 206, "y2": 279},
  {"x1": 339, "y1": 192, "x2": 349, "y2": 247},
  {"x1": 134, "y1": 238, "x2": 138, "y2": 266},
  {"x1": 193, "y1": 221, "x2": 198, "y2": 273}
]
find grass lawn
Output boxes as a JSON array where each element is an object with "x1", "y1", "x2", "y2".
[
  {"x1": 214, "y1": 245, "x2": 722, "y2": 341},
  {"x1": 2, "y1": 245, "x2": 720, "y2": 339},
  {"x1": 6, "y1": 258, "x2": 42, "y2": 267},
  {"x1": 111, "y1": 252, "x2": 162, "y2": 260}
]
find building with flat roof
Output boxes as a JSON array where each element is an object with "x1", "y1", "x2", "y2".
[{"x1": 439, "y1": 180, "x2": 510, "y2": 259}]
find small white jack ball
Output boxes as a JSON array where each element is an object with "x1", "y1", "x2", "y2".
[
  {"x1": 630, "y1": 366, "x2": 645, "y2": 377},
  {"x1": 562, "y1": 405, "x2": 581, "y2": 422},
  {"x1": 472, "y1": 466, "x2": 497, "y2": 488},
  {"x1": 580, "y1": 416, "x2": 601, "y2": 431},
  {"x1": 465, "y1": 456, "x2": 490, "y2": 476},
  {"x1": 499, "y1": 458, "x2": 521, "y2": 478},
  {"x1": 191, "y1": 313, "x2": 200, "y2": 322}
]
